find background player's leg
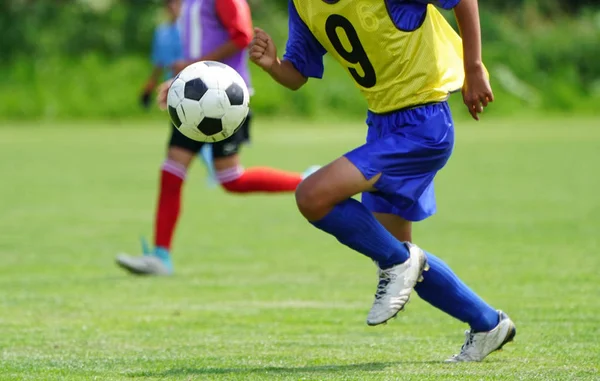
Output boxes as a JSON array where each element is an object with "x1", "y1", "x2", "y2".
[
  {"x1": 116, "y1": 125, "x2": 199, "y2": 276},
  {"x1": 214, "y1": 154, "x2": 304, "y2": 192},
  {"x1": 154, "y1": 146, "x2": 195, "y2": 257},
  {"x1": 211, "y1": 121, "x2": 306, "y2": 193},
  {"x1": 296, "y1": 156, "x2": 410, "y2": 268},
  {"x1": 373, "y1": 212, "x2": 500, "y2": 332}
]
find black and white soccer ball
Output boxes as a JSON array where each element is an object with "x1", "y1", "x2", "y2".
[{"x1": 167, "y1": 61, "x2": 250, "y2": 142}]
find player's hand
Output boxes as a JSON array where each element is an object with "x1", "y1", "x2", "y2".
[
  {"x1": 249, "y1": 27, "x2": 277, "y2": 71},
  {"x1": 156, "y1": 79, "x2": 174, "y2": 111},
  {"x1": 462, "y1": 65, "x2": 494, "y2": 121},
  {"x1": 140, "y1": 79, "x2": 157, "y2": 109}
]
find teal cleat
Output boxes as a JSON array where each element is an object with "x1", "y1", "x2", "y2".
[{"x1": 115, "y1": 239, "x2": 173, "y2": 276}]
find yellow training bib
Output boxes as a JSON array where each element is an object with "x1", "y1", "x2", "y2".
[{"x1": 293, "y1": 1, "x2": 465, "y2": 113}]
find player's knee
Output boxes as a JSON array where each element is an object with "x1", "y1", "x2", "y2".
[
  {"x1": 166, "y1": 146, "x2": 195, "y2": 169},
  {"x1": 295, "y1": 181, "x2": 330, "y2": 221}
]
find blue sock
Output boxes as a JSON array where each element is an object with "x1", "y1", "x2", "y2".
[
  {"x1": 415, "y1": 252, "x2": 499, "y2": 332},
  {"x1": 311, "y1": 198, "x2": 409, "y2": 268}
]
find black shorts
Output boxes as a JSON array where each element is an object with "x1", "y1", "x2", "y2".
[{"x1": 168, "y1": 112, "x2": 251, "y2": 158}]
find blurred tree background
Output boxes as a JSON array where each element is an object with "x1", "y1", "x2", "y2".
[{"x1": 0, "y1": 0, "x2": 599, "y2": 119}]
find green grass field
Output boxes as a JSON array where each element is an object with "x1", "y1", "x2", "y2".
[{"x1": 0, "y1": 117, "x2": 599, "y2": 380}]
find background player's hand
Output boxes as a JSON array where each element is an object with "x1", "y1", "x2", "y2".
[
  {"x1": 462, "y1": 65, "x2": 494, "y2": 121},
  {"x1": 250, "y1": 28, "x2": 277, "y2": 71},
  {"x1": 140, "y1": 79, "x2": 157, "y2": 109},
  {"x1": 140, "y1": 91, "x2": 152, "y2": 109},
  {"x1": 156, "y1": 79, "x2": 174, "y2": 111}
]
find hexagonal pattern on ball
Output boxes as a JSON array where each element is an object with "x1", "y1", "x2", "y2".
[
  {"x1": 177, "y1": 62, "x2": 208, "y2": 82},
  {"x1": 199, "y1": 89, "x2": 227, "y2": 119},
  {"x1": 221, "y1": 106, "x2": 248, "y2": 132},
  {"x1": 221, "y1": 65, "x2": 248, "y2": 96},
  {"x1": 179, "y1": 98, "x2": 203, "y2": 126},
  {"x1": 225, "y1": 82, "x2": 245, "y2": 106},
  {"x1": 197, "y1": 117, "x2": 223, "y2": 136},
  {"x1": 167, "y1": 78, "x2": 185, "y2": 107},
  {"x1": 184, "y1": 78, "x2": 208, "y2": 101},
  {"x1": 204, "y1": 61, "x2": 229, "y2": 69},
  {"x1": 168, "y1": 105, "x2": 182, "y2": 128},
  {"x1": 178, "y1": 122, "x2": 206, "y2": 142}
]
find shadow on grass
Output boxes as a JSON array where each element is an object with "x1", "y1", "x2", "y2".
[{"x1": 127, "y1": 361, "x2": 443, "y2": 378}]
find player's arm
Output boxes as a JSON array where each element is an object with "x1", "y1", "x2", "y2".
[
  {"x1": 143, "y1": 67, "x2": 163, "y2": 93},
  {"x1": 142, "y1": 30, "x2": 167, "y2": 108},
  {"x1": 175, "y1": 0, "x2": 252, "y2": 72},
  {"x1": 453, "y1": 0, "x2": 493, "y2": 120},
  {"x1": 250, "y1": 28, "x2": 307, "y2": 91},
  {"x1": 170, "y1": 31, "x2": 186, "y2": 76},
  {"x1": 250, "y1": 0, "x2": 326, "y2": 91}
]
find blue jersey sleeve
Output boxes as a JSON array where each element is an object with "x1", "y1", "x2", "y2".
[
  {"x1": 282, "y1": 0, "x2": 326, "y2": 79},
  {"x1": 171, "y1": 30, "x2": 184, "y2": 64},
  {"x1": 152, "y1": 24, "x2": 183, "y2": 67},
  {"x1": 388, "y1": 0, "x2": 460, "y2": 31},
  {"x1": 151, "y1": 29, "x2": 166, "y2": 67},
  {"x1": 405, "y1": 0, "x2": 460, "y2": 10}
]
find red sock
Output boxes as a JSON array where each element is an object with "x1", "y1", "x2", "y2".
[
  {"x1": 154, "y1": 160, "x2": 186, "y2": 250},
  {"x1": 220, "y1": 167, "x2": 302, "y2": 193}
]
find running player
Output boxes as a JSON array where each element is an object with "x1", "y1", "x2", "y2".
[{"x1": 249, "y1": 0, "x2": 515, "y2": 362}]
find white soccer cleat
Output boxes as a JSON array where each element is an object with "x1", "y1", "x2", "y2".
[
  {"x1": 115, "y1": 254, "x2": 172, "y2": 276},
  {"x1": 366, "y1": 242, "x2": 429, "y2": 326},
  {"x1": 445, "y1": 311, "x2": 516, "y2": 362}
]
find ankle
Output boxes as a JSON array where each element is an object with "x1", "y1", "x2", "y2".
[
  {"x1": 154, "y1": 247, "x2": 171, "y2": 262},
  {"x1": 470, "y1": 310, "x2": 499, "y2": 333}
]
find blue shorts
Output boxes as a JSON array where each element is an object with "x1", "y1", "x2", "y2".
[{"x1": 345, "y1": 102, "x2": 454, "y2": 222}]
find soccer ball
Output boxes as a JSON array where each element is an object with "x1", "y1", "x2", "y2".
[{"x1": 166, "y1": 61, "x2": 250, "y2": 143}]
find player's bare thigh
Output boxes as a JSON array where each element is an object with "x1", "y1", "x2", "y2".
[
  {"x1": 296, "y1": 156, "x2": 381, "y2": 221},
  {"x1": 374, "y1": 213, "x2": 412, "y2": 242}
]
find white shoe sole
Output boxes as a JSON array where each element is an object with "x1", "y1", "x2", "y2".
[{"x1": 115, "y1": 254, "x2": 171, "y2": 276}]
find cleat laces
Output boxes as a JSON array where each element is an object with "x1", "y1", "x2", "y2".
[
  {"x1": 374, "y1": 268, "x2": 397, "y2": 300},
  {"x1": 450, "y1": 330, "x2": 478, "y2": 361}
]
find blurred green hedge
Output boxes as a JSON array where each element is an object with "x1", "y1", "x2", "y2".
[{"x1": 0, "y1": 0, "x2": 599, "y2": 120}]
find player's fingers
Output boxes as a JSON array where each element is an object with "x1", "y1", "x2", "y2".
[
  {"x1": 250, "y1": 51, "x2": 264, "y2": 61},
  {"x1": 469, "y1": 103, "x2": 479, "y2": 121},
  {"x1": 253, "y1": 39, "x2": 268, "y2": 49},
  {"x1": 466, "y1": 93, "x2": 483, "y2": 112},
  {"x1": 464, "y1": 93, "x2": 475, "y2": 106},
  {"x1": 254, "y1": 28, "x2": 269, "y2": 41},
  {"x1": 481, "y1": 96, "x2": 489, "y2": 108},
  {"x1": 488, "y1": 90, "x2": 495, "y2": 102},
  {"x1": 475, "y1": 101, "x2": 484, "y2": 113},
  {"x1": 251, "y1": 46, "x2": 265, "y2": 55},
  {"x1": 251, "y1": 41, "x2": 264, "y2": 50}
]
